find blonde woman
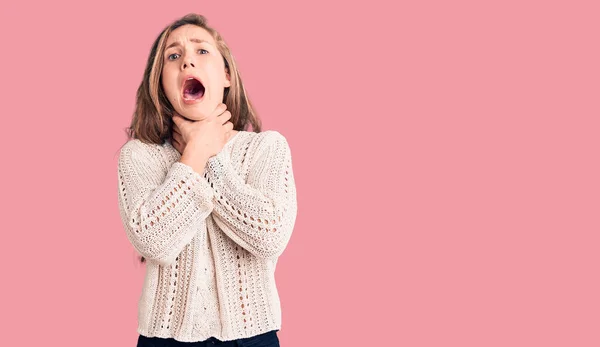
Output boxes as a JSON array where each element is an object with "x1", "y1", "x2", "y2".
[{"x1": 117, "y1": 13, "x2": 297, "y2": 347}]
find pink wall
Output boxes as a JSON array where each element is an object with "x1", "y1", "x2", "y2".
[{"x1": 1, "y1": 0, "x2": 599, "y2": 346}]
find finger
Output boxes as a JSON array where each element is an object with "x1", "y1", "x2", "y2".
[
  {"x1": 172, "y1": 124, "x2": 181, "y2": 135},
  {"x1": 212, "y1": 103, "x2": 227, "y2": 117},
  {"x1": 173, "y1": 131, "x2": 182, "y2": 144},
  {"x1": 174, "y1": 137, "x2": 184, "y2": 152},
  {"x1": 172, "y1": 113, "x2": 189, "y2": 126},
  {"x1": 172, "y1": 115, "x2": 181, "y2": 126},
  {"x1": 225, "y1": 121, "x2": 234, "y2": 131},
  {"x1": 218, "y1": 110, "x2": 232, "y2": 124}
]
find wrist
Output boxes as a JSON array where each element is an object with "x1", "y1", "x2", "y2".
[{"x1": 180, "y1": 142, "x2": 210, "y2": 174}]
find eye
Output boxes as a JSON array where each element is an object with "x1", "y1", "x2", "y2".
[
  {"x1": 167, "y1": 53, "x2": 180, "y2": 61},
  {"x1": 198, "y1": 49, "x2": 209, "y2": 54}
]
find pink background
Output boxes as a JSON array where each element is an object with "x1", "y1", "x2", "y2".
[{"x1": 1, "y1": 0, "x2": 599, "y2": 346}]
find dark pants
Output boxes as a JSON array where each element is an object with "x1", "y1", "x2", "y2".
[{"x1": 137, "y1": 330, "x2": 280, "y2": 347}]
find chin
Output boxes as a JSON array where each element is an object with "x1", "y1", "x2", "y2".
[{"x1": 179, "y1": 107, "x2": 209, "y2": 122}]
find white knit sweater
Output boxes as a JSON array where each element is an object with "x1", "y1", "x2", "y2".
[{"x1": 116, "y1": 130, "x2": 297, "y2": 342}]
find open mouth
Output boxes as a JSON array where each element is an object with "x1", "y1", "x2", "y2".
[{"x1": 182, "y1": 77, "x2": 205, "y2": 101}]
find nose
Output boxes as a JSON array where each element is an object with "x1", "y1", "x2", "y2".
[{"x1": 181, "y1": 54, "x2": 195, "y2": 70}]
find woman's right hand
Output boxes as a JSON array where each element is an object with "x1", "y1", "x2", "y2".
[
  {"x1": 172, "y1": 103, "x2": 234, "y2": 159},
  {"x1": 172, "y1": 103, "x2": 234, "y2": 174}
]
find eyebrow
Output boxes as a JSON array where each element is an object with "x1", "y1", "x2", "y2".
[{"x1": 165, "y1": 38, "x2": 211, "y2": 50}]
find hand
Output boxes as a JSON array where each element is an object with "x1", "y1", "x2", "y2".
[
  {"x1": 171, "y1": 103, "x2": 234, "y2": 158},
  {"x1": 171, "y1": 121, "x2": 186, "y2": 155}
]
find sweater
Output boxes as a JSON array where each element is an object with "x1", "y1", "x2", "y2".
[{"x1": 116, "y1": 130, "x2": 297, "y2": 342}]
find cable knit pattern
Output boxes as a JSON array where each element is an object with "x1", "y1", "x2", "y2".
[{"x1": 117, "y1": 130, "x2": 297, "y2": 342}]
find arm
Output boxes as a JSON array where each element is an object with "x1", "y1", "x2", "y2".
[
  {"x1": 117, "y1": 140, "x2": 215, "y2": 266},
  {"x1": 204, "y1": 131, "x2": 298, "y2": 259}
]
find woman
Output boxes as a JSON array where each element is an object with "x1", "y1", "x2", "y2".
[{"x1": 117, "y1": 13, "x2": 297, "y2": 346}]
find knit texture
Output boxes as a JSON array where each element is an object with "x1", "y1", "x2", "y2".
[{"x1": 117, "y1": 130, "x2": 297, "y2": 342}]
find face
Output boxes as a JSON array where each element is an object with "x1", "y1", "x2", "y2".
[{"x1": 161, "y1": 24, "x2": 231, "y2": 121}]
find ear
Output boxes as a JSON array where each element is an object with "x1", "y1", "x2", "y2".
[{"x1": 224, "y1": 67, "x2": 231, "y2": 88}]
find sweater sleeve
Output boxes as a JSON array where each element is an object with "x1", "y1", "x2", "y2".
[
  {"x1": 117, "y1": 140, "x2": 215, "y2": 266},
  {"x1": 204, "y1": 131, "x2": 298, "y2": 259}
]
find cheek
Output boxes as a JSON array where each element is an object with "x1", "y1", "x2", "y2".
[{"x1": 161, "y1": 68, "x2": 177, "y2": 94}]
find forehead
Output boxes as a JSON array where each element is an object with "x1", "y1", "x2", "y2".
[{"x1": 166, "y1": 24, "x2": 215, "y2": 46}]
